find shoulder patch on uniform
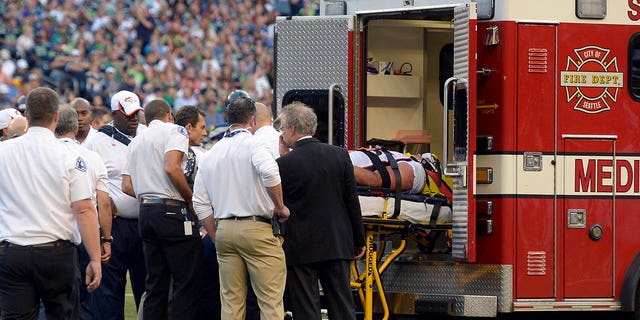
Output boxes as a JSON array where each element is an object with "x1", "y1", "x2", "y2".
[
  {"x1": 75, "y1": 157, "x2": 87, "y2": 172},
  {"x1": 177, "y1": 126, "x2": 189, "y2": 138}
]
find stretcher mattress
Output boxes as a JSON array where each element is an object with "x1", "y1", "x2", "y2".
[{"x1": 358, "y1": 195, "x2": 452, "y2": 225}]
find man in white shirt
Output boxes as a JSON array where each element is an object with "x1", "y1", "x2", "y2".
[
  {"x1": 83, "y1": 90, "x2": 147, "y2": 320},
  {"x1": 252, "y1": 102, "x2": 280, "y2": 159},
  {"x1": 0, "y1": 87, "x2": 101, "y2": 319},
  {"x1": 55, "y1": 107, "x2": 113, "y2": 319},
  {"x1": 70, "y1": 97, "x2": 96, "y2": 145},
  {"x1": 174, "y1": 105, "x2": 215, "y2": 318},
  {"x1": 123, "y1": 99, "x2": 202, "y2": 320},
  {"x1": 193, "y1": 97, "x2": 289, "y2": 320}
]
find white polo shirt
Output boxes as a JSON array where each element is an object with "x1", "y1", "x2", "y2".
[
  {"x1": 84, "y1": 125, "x2": 140, "y2": 218},
  {"x1": 80, "y1": 126, "x2": 97, "y2": 146},
  {"x1": 254, "y1": 125, "x2": 281, "y2": 159},
  {"x1": 193, "y1": 128, "x2": 281, "y2": 221},
  {"x1": 59, "y1": 137, "x2": 109, "y2": 205},
  {"x1": 125, "y1": 119, "x2": 189, "y2": 201},
  {"x1": 0, "y1": 127, "x2": 92, "y2": 245}
]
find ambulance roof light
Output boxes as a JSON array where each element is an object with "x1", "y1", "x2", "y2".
[{"x1": 576, "y1": 0, "x2": 607, "y2": 19}]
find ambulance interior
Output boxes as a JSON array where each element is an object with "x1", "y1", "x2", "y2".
[
  {"x1": 362, "y1": 11, "x2": 455, "y2": 162},
  {"x1": 356, "y1": 10, "x2": 459, "y2": 256}
]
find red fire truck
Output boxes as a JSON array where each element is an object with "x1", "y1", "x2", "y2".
[{"x1": 274, "y1": 0, "x2": 640, "y2": 318}]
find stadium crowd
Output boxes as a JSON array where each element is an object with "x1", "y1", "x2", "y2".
[{"x1": 0, "y1": 0, "x2": 319, "y2": 131}]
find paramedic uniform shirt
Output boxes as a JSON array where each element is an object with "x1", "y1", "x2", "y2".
[
  {"x1": 60, "y1": 137, "x2": 109, "y2": 205},
  {"x1": 193, "y1": 128, "x2": 281, "y2": 220},
  {"x1": 84, "y1": 124, "x2": 139, "y2": 218},
  {"x1": 84, "y1": 124, "x2": 148, "y2": 320},
  {"x1": 125, "y1": 119, "x2": 189, "y2": 201},
  {"x1": 131, "y1": 119, "x2": 201, "y2": 320},
  {"x1": 0, "y1": 127, "x2": 92, "y2": 245}
]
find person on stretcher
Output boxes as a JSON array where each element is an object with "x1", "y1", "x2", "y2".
[{"x1": 349, "y1": 149, "x2": 427, "y2": 194}]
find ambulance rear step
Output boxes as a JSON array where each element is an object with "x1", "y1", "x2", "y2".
[{"x1": 372, "y1": 292, "x2": 497, "y2": 317}]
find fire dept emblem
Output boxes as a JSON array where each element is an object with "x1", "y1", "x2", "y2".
[{"x1": 560, "y1": 46, "x2": 623, "y2": 114}]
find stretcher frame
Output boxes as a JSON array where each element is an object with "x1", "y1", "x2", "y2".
[{"x1": 350, "y1": 192, "x2": 452, "y2": 320}]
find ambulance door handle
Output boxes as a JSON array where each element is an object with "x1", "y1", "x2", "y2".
[
  {"x1": 328, "y1": 83, "x2": 341, "y2": 146},
  {"x1": 442, "y1": 77, "x2": 460, "y2": 178}
]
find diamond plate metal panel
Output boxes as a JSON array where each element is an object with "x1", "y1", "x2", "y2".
[
  {"x1": 275, "y1": 17, "x2": 351, "y2": 112},
  {"x1": 373, "y1": 261, "x2": 512, "y2": 313}
]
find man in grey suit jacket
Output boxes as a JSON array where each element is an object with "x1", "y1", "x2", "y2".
[{"x1": 276, "y1": 102, "x2": 366, "y2": 320}]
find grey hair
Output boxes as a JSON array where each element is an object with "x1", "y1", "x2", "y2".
[
  {"x1": 280, "y1": 101, "x2": 317, "y2": 136},
  {"x1": 69, "y1": 97, "x2": 91, "y2": 110},
  {"x1": 55, "y1": 107, "x2": 78, "y2": 135}
]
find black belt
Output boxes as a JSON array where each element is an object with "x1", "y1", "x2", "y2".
[
  {"x1": 141, "y1": 198, "x2": 186, "y2": 207},
  {"x1": 0, "y1": 240, "x2": 71, "y2": 248},
  {"x1": 218, "y1": 216, "x2": 271, "y2": 224}
]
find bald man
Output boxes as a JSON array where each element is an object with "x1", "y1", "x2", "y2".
[
  {"x1": 69, "y1": 97, "x2": 95, "y2": 144},
  {"x1": 251, "y1": 102, "x2": 280, "y2": 159},
  {"x1": 7, "y1": 116, "x2": 28, "y2": 138}
]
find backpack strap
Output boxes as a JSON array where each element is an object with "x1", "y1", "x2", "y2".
[
  {"x1": 359, "y1": 149, "x2": 391, "y2": 188},
  {"x1": 380, "y1": 149, "x2": 402, "y2": 218}
]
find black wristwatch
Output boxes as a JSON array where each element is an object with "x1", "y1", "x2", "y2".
[{"x1": 100, "y1": 236, "x2": 113, "y2": 244}]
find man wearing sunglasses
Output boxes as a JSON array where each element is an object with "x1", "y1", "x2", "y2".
[{"x1": 83, "y1": 90, "x2": 147, "y2": 320}]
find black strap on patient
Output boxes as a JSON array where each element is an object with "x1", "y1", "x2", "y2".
[
  {"x1": 98, "y1": 125, "x2": 131, "y2": 146},
  {"x1": 380, "y1": 149, "x2": 402, "y2": 218},
  {"x1": 428, "y1": 198, "x2": 444, "y2": 229},
  {"x1": 359, "y1": 150, "x2": 391, "y2": 188}
]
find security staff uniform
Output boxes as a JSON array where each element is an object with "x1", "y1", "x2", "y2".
[
  {"x1": 84, "y1": 124, "x2": 147, "y2": 319},
  {"x1": 60, "y1": 137, "x2": 109, "y2": 319},
  {"x1": 125, "y1": 119, "x2": 202, "y2": 320},
  {"x1": 0, "y1": 127, "x2": 92, "y2": 319}
]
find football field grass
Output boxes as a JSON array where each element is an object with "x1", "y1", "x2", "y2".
[{"x1": 124, "y1": 273, "x2": 137, "y2": 319}]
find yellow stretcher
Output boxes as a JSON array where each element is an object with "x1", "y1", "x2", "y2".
[{"x1": 350, "y1": 195, "x2": 452, "y2": 320}]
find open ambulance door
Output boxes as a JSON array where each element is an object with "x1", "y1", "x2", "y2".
[
  {"x1": 356, "y1": 3, "x2": 477, "y2": 262},
  {"x1": 447, "y1": 4, "x2": 477, "y2": 262},
  {"x1": 274, "y1": 16, "x2": 354, "y2": 147}
]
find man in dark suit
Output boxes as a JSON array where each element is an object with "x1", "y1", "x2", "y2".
[{"x1": 276, "y1": 102, "x2": 366, "y2": 320}]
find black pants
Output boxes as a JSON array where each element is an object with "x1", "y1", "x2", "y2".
[
  {"x1": 77, "y1": 244, "x2": 92, "y2": 320},
  {"x1": 139, "y1": 203, "x2": 203, "y2": 320},
  {"x1": 92, "y1": 217, "x2": 147, "y2": 320},
  {"x1": 0, "y1": 241, "x2": 79, "y2": 320},
  {"x1": 286, "y1": 260, "x2": 356, "y2": 320}
]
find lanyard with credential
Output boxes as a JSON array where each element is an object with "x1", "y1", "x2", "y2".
[{"x1": 223, "y1": 128, "x2": 250, "y2": 138}]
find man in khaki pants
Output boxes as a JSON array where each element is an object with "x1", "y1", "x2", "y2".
[{"x1": 193, "y1": 97, "x2": 289, "y2": 320}]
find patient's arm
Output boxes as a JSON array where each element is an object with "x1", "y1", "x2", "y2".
[
  {"x1": 353, "y1": 164, "x2": 416, "y2": 191},
  {"x1": 354, "y1": 166, "x2": 383, "y2": 187}
]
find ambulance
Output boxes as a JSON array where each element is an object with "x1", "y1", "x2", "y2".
[{"x1": 273, "y1": 0, "x2": 640, "y2": 318}]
